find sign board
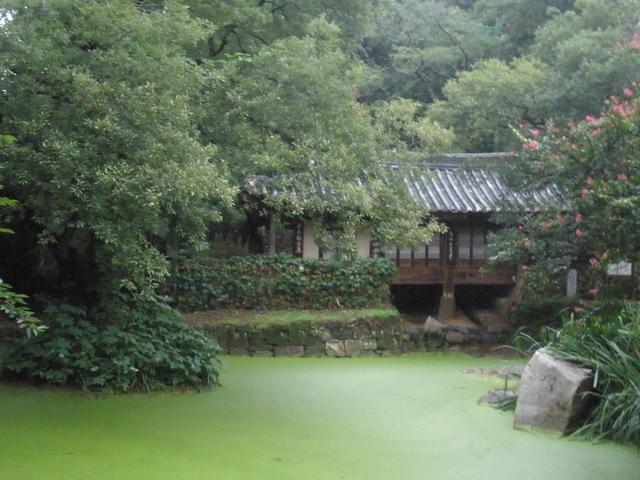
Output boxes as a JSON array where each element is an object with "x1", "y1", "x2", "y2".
[{"x1": 607, "y1": 261, "x2": 633, "y2": 276}]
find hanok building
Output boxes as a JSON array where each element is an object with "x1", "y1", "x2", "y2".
[{"x1": 244, "y1": 153, "x2": 558, "y2": 320}]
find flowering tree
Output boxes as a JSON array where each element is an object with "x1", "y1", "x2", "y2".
[{"x1": 490, "y1": 85, "x2": 640, "y2": 308}]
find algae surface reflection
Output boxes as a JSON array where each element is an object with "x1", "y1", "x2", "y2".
[{"x1": 0, "y1": 354, "x2": 637, "y2": 480}]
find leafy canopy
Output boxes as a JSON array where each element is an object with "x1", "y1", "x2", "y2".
[{"x1": 0, "y1": 0, "x2": 234, "y2": 307}]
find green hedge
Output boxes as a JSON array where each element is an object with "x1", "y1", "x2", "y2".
[{"x1": 167, "y1": 255, "x2": 397, "y2": 311}]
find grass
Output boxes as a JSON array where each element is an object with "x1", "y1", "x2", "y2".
[
  {"x1": 548, "y1": 304, "x2": 640, "y2": 446},
  {"x1": 184, "y1": 307, "x2": 399, "y2": 326},
  {"x1": 0, "y1": 354, "x2": 637, "y2": 480}
]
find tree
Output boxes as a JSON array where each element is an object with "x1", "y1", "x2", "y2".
[
  {"x1": 489, "y1": 85, "x2": 640, "y2": 304},
  {"x1": 185, "y1": 0, "x2": 372, "y2": 59},
  {"x1": 0, "y1": 0, "x2": 234, "y2": 310},
  {"x1": 371, "y1": 98, "x2": 457, "y2": 153},
  {"x1": 361, "y1": 0, "x2": 498, "y2": 103},
  {"x1": 531, "y1": 0, "x2": 640, "y2": 119},
  {"x1": 202, "y1": 18, "x2": 438, "y2": 254},
  {"x1": 473, "y1": 0, "x2": 575, "y2": 57},
  {"x1": 427, "y1": 58, "x2": 549, "y2": 151}
]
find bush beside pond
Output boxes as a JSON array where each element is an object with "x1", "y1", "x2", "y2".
[
  {"x1": 0, "y1": 302, "x2": 222, "y2": 392},
  {"x1": 166, "y1": 255, "x2": 396, "y2": 312}
]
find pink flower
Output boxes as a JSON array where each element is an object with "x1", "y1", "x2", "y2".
[
  {"x1": 617, "y1": 173, "x2": 628, "y2": 181},
  {"x1": 530, "y1": 129, "x2": 541, "y2": 137},
  {"x1": 590, "y1": 128, "x2": 603, "y2": 137},
  {"x1": 586, "y1": 177, "x2": 594, "y2": 186},
  {"x1": 575, "y1": 228, "x2": 583, "y2": 237},
  {"x1": 588, "y1": 287, "x2": 599, "y2": 297},
  {"x1": 574, "y1": 307, "x2": 584, "y2": 314},
  {"x1": 612, "y1": 103, "x2": 625, "y2": 114},
  {"x1": 589, "y1": 257, "x2": 598, "y2": 268},
  {"x1": 585, "y1": 115, "x2": 597, "y2": 123},
  {"x1": 581, "y1": 188, "x2": 590, "y2": 198},
  {"x1": 523, "y1": 141, "x2": 540, "y2": 151},
  {"x1": 517, "y1": 223, "x2": 525, "y2": 231},
  {"x1": 624, "y1": 87, "x2": 634, "y2": 97},
  {"x1": 575, "y1": 213, "x2": 583, "y2": 223}
]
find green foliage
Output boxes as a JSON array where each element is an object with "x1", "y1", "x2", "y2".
[
  {"x1": 532, "y1": 0, "x2": 640, "y2": 120},
  {"x1": 511, "y1": 295, "x2": 577, "y2": 327},
  {"x1": 473, "y1": 0, "x2": 575, "y2": 56},
  {"x1": 362, "y1": 0, "x2": 639, "y2": 153},
  {"x1": 362, "y1": 0, "x2": 498, "y2": 102},
  {"x1": 371, "y1": 98, "x2": 457, "y2": 152},
  {"x1": 189, "y1": 308, "x2": 399, "y2": 326},
  {"x1": 186, "y1": 0, "x2": 372, "y2": 57},
  {"x1": 0, "y1": 282, "x2": 46, "y2": 338},
  {"x1": 0, "y1": 302, "x2": 221, "y2": 392},
  {"x1": 548, "y1": 304, "x2": 640, "y2": 446},
  {"x1": 428, "y1": 58, "x2": 550, "y2": 151},
  {"x1": 168, "y1": 255, "x2": 397, "y2": 311},
  {"x1": 0, "y1": 138, "x2": 44, "y2": 336},
  {"x1": 0, "y1": 0, "x2": 234, "y2": 305}
]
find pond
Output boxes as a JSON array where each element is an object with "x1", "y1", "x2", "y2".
[{"x1": 0, "y1": 354, "x2": 637, "y2": 480}]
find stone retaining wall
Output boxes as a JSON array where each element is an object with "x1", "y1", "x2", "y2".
[
  {"x1": 401, "y1": 321, "x2": 512, "y2": 351},
  {"x1": 202, "y1": 315, "x2": 403, "y2": 357}
]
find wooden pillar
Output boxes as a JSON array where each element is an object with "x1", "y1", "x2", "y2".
[{"x1": 438, "y1": 226, "x2": 457, "y2": 319}]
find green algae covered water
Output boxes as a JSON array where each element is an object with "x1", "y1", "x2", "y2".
[{"x1": 0, "y1": 354, "x2": 637, "y2": 480}]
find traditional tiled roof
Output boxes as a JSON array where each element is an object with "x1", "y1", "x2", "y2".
[
  {"x1": 246, "y1": 153, "x2": 561, "y2": 214},
  {"x1": 404, "y1": 153, "x2": 560, "y2": 213}
]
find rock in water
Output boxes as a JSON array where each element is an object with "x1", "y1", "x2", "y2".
[
  {"x1": 423, "y1": 316, "x2": 444, "y2": 335},
  {"x1": 479, "y1": 389, "x2": 517, "y2": 407},
  {"x1": 325, "y1": 340, "x2": 363, "y2": 358},
  {"x1": 514, "y1": 348, "x2": 592, "y2": 434}
]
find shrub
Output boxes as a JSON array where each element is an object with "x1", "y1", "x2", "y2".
[
  {"x1": 166, "y1": 255, "x2": 397, "y2": 311},
  {"x1": 548, "y1": 304, "x2": 640, "y2": 446},
  {"x1": 0, "y1": 302, "x2": 221, "y2": 392},
  {"x1": 511, "y1": 295, "x2": 577, "y2": 327}
]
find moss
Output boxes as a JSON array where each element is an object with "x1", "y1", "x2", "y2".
[{"x1": 0, "y1": 355, "x2": 637, "y2": 480}]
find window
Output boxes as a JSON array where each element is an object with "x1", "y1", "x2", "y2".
[
  {"x1": 473, "y1": 228, "x2": 486, "y2": 260},
  {"x1": 413, "y1": 245, "x2": 426, "y2": 260},
  {"x1": 399, "y1": 247, "x2": 412, "y2": 260},
  {"x1": 458, "y1": 228, "x2": 471, "y2": 260}
]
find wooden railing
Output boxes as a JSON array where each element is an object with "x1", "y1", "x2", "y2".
[{"x1": 392, "y1": 260, "x2": 515, "y2": 285}]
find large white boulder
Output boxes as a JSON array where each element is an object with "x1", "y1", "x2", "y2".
[{"x1": 514, "y1": 348, "x2": 593, "y2": 434}]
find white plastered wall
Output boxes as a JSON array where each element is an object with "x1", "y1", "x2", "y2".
[
  {"x1": 302, "y1": 221, "x2": 320, "y2": 259},
  {"x1": 302, "y1": 222, "x2": 371, "y2": 259},
  {"x1": 356, "y1": 229, "x2": 371, "y2": 257}
]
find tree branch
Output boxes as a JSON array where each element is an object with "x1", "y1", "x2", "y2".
[{"x1": 433, "y1": 18, "x2": 470, "y2": 69}]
